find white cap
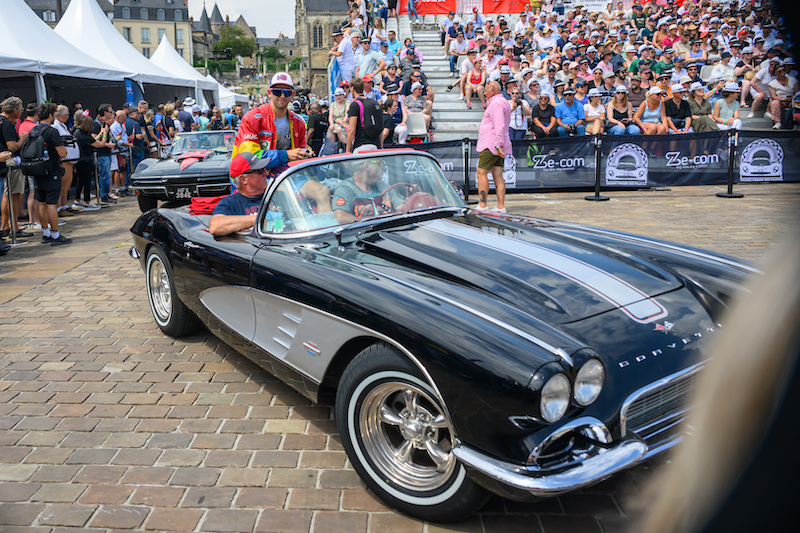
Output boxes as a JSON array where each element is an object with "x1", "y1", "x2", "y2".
[
  {"x1": 192, "y1": 105, "x2": 200, "y2": 112},
  {"x1": 671, "y1": 83, "x2": 686, "y2": 92},
  {"x1": 270, "y1": 72, "x2": 294, "y2": 89},
  {"x1": 587, "y1": 88, "x2": 601, "y2": 97},
  {"x1": 334, "y1": 87, "x2": 345, "y2": 96},
  {"x1": 411, "y1": 81, "x2": 424, "y2": 91},
  {"x1": 648, "y1": 87, "x2": 662, "y2": 95},
  {"x1": 614, "y1": 85, "x2": 628, "y2": 93},
  {"x1": 587, "y1": 45, "x2": 597, "y2": 53},
  {"x1": 722, "y1": 82, "x2": 741, "y2": 93},
  {"x1": 689, "y1": 81, "x2": 705, "y2": 92}
]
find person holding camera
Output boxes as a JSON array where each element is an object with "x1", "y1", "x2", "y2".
[
  {"x1": 52, "y1": 105, "x2": 80, "y2": 216},
  {"x1": 508, "y1": 86, "x2": 531, "y2": 140},
  {"x1": 555, "y1": 88, "x2": 586, "y2": 136}
]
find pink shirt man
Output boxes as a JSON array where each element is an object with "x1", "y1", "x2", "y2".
[{"x1": 476, "y1": 93, "x2": 511, "y2": 156}]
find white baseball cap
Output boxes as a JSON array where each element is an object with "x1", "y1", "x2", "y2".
[
  {"x1": 270, "y1": 72, "x2": 294, "y2": 89},
  {"x1": 648, "y1": 87, "x2": 662, "y2": 95}
]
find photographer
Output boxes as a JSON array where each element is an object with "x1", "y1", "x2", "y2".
[
  {"x1": 52, "y1": 105, "x2": 79, "y2": 216},
  {"x1": 508, "y1": 85, "x2": 531, "y2": 140}
]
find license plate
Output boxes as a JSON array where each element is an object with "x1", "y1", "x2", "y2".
[{"x1": 175, "y1": 187, "x2": 193, "y2": 199}]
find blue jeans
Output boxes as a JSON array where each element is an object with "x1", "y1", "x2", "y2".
[
  {"x1": 408, "y1": 0, "x2": 418, "y2": 20},
  {"x1": 449, "y1": 54, "x2": 458, "y2": 73},
  {"x1": 509, "y1": 128, "x2": 527, "y2": 141},
  {"x1": 669, "y1": 127, "x2": 695, "y2": 134},
  {"x1": 128, "y1": 149, "x2": 146, "y2": 187},
  {"x1": 608, "y1": 124, "x2": 641, "y2": 135},
  {"x1": 557, "y1": 124, "x2": 586, "y2": 136},
  {"x1": 97, "y1": 155, "x2": 111, "y2": 198}
]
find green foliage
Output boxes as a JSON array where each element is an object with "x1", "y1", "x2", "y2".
[
  {"x1": 207, "y1": 60, "x2": 237, "y2": 77},
  {"x1": 214, "y1": 25, "x2": 257, "y2": 58},
  {"x1": 259, "y1": 46, "x2": 286, "y2": 60},
  {"x1": 289, "y1": 57, "x2": 303, "y2": 71}
]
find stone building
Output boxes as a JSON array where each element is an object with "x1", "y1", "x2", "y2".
[
  {"x1": 112, "y1": 0, "x2": 193, "y2": 60},
  {"x1": 295, "y1": 0, "x2": 350, "y2": 95},
  {"x1": 25, "y1": 0, "x2": 113, "y2": 27},
  {"x1": 191, "y1": 2, "x2": 258, "y2": 70}
]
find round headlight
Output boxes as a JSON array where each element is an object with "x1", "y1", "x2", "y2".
[
  {"x1": 540, "y1": 373, "x2": 571, "y2": 423},
  {"x1": 574, "y1": 358, "x2": 605, "y2": 406}
]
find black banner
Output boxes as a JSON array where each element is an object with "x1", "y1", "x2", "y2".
[
  {"x1": 735, "y1": 131, "x2": 800, "y2": 183},
  {"x1": 410, "y1": 131, "x2": 800, "y2": 192}
]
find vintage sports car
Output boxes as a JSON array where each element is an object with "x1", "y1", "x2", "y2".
[
  {"x1": 130, "y1": 150, "x2": 755, "y2": 521},
  {"x1": 130, "y1": 131, "x2": 235, "y2": 212}
]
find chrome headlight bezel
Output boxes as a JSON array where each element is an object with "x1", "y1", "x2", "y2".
[
  {"x1": 539, "y1": 373, "x2": 571, "y2": 423},
  {"x1": 574, "y1": 358, "x2": 605, "y2": 406}
]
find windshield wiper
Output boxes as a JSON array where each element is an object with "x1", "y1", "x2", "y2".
[{"x1": 333, "y1": 206, "x2": 467, "y2": 247}]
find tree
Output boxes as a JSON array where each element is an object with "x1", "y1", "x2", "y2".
[
  {"x1": 289, "y1": 57, "x2": 302, "y2": 71},
  {"x1": 259, "y1": 46, "x2": 285, "y2": 61},
  {"x1": 213, "y1": 26, "x2": 256, "y2": 58}
]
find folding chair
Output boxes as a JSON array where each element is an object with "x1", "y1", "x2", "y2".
[
  {"x1": 406, "y1": 112, "x2": 430, "y2": 143},
  {"x1": 699, "y1": 65, "x2": 714, "y2": 82}
]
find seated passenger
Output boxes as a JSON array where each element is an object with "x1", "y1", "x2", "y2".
[
  {"x1": 209, "y1": 152, "x2": 330, "y2": 236},
  {"x1": 332, "y1": 159, "x2": 405, "y2": 224}
]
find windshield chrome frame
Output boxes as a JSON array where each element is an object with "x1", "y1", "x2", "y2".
[
  {"x1": 254, "y1": 150, "x2": 465, "y2": 241},
  {"x1": 171, "y1": 131, "x2": 234, "y2": 156}
]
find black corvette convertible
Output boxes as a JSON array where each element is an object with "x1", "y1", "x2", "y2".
[
  {"x1": 130, "y1": 131, "x2": 235, "y2": 213},
  {"x1": 130, "y1": 150, "x2": 755, "y2": 521}
]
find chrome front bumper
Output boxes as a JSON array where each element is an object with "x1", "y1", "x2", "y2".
[{"x1": 452, "y1": 423, "x2": 647, "y2": 497}]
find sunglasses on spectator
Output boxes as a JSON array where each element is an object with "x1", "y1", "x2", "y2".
[{"x1": 271, "y1": 89, "x2": 293, "y2": 97}]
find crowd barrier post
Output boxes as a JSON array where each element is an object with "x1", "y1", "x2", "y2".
[
  {"x1": 93, "y1": 153, "x2": 106, "y2": 206},
  {"x1": 462, "y1": 138, "x2": 472, "y2": 204},
  {"x1": 2, "y1": 174, "x2": 28, "y2": 247},
  {"x1": 585, "y1": 133, "x2": 609, "y2": 202},
  {"x1": 716, "y1": 129, "x2": 744, "y2": 198}
]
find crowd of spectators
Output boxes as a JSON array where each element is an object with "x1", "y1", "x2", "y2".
[
  {"x1": 0, "y1": 95, "x2": 246, "y2": 250},
  {"x1": 323, "y1": 0, "x2": 796, "y2": 147}
]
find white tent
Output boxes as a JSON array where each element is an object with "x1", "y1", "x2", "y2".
[
  {"x1": 206, "y1": 75, "x2": 250, "y2": 111},
  {"x1": 0, "y1": 0, "x2": 133, "y2": 102},
  {"x1": 150, "y1": 36, "x2": 218, "y2": 107},
  {"x1": 55, "y1": 0, "x2": 193, "y2": 91}
]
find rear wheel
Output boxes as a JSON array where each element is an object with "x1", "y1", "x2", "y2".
[
  {"x1": 145, "y1": 247, "x2": 201, "y2": 337},
  {"x1": 138, "y1": 194, "x2": 159, "y2": 213},
  {"x1": 335, "y1": 343, "x2": 488, "y2": 521}
]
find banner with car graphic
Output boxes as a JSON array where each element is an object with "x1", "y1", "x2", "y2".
[{"x1": 736, "y1": 131, "x2": 800, "y2": 183}]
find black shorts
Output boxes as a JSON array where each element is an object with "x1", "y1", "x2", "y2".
[
  {"x1": 388, "y1": 0, "x2": 397, "y2": 8},
  {"x1": 33, "y1": 174, "x2": 62, "y2": 205}
]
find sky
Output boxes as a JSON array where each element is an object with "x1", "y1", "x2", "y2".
[{"x1": 187, "y1": 0, "x2": 297, "y2": 39}]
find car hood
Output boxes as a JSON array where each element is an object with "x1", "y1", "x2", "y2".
[
  {"x1": 354, "y1": 214, "x2": 683, "y2": 325},
  {"x1": 135, "y1": 157, "x2": 230, "y2": 179}
]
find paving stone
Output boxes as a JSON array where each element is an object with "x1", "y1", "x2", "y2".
[
  {"x1": 370, "y1": 513, "x2": 425, "y2": 532},
  {"x1": 264, "y1": 419, "x2": 307, "y2": 434},
  {"x1": 61, "y1": 432, "x2": 110, "y2": 448},
  {"x1": 144, "y1": 508, "x2": 204, "y2": 532},
  {"x1": 201, "y1": 508, "x2": 259, "y2": 532},
  {"x1": 78, "y1": 484, "x2": 134, "y2": 505},
  {"x1": 104, "y1": 432, "x2": 150, "y2": 448},
  {"x1": 190, "y1": 434, "x2": 237, "y2": 450},
  {"x1": 268, "y1": 469, "x2": 318, "y2": 488},
  {"x1": 146, "y1": 433, "x2": 193, "y2": 448},
  {"x1": 341, "y1": 489, "x2": 390, "y2": 511},
  {"x1": 18, "y1": 431, "x2": 68, "y2": 447},
  {"x1": 29, "y1": 465, "x2": 81, "y2": 483},
  {"x1": 235, "y1": 487, "x2": 289, "y2": 508},
  {"x1": 66, "y1": 448, "x2": 116, "y2": 465},
  {"x1": 288, "y1": 488, "x2": 340, "y2": 510},
  {"x1": 31, "y1": 483, "x2": 87, "y2": 503},
  {"x1": 204, "y1": 450, "x2": 251, "y2": 467},
  {"x1": 539, "y1": 515, "x2": 603, "y2": 533},
  {"x1": 89, "y1": 504, "x2": 149, "y2": 529},
  {"x1": 129, "y1": 486, "x2": 184, "y2": 506},
  {"x1": 170, "y1": 467, "x2": 221, "y2": 487},
  {"x1": 0, "y1": 503, "x2": 46, "y2": 526},
  {"x1": 427, "y1": 516, "x2": 484, "y2": 533},
  {"x1": 0, "y1": 483, "x2": 42, "y2": 502},
  {"x1": 0, "y1": 465, "x2": 39, "y2": 482},
  {"x1": 179, "y1": 419, "x2": 222, "y2": 433},
  {"x1": 38, "y1": 503, "x2": 97, "y2": 527},
  {"x1": 157, "y1": 449, "x2": 206, "y2": 467},
  {"x1": 254, "y1": 509, "x2": 313, "y2": 533},
  {"x1": 181, "y1": 487, "x2": 237, "y2": 508},
  {"x1": 136, "y1": 419, "x2": 180, "y2": 433},
  {"x1": 252, "y1": 451, "x2": 300, "y2": 468},
  {"x1": 237, "y1": 434, "x2": 281, "y2": 450},
  {"x1": 73, "y1": 465, "x2": 127, "y2": 484},
  {"x1": 311, "y1": 510, "x2": 368, "y2": 533},
  {"x1": 300, "y1": 451, "x2": 347, "y2": 469},
  {"x1": 110, "y1": 449, "x2": 162, "y2": 466},
  {"x1": 318, "y1": 469, "x2": 364, "y2": 489}
]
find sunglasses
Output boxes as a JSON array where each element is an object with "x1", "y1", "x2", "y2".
[{"x1": 271, "y1": 89, "x2": 293, "y2": 97}]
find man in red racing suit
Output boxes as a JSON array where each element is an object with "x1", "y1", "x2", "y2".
[{"x1": 232, "y1": 72, "x2": 331, "y2": 213}]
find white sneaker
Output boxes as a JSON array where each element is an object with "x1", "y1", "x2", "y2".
[
  {"x1": 772, "y1": 122, "x2": 781, "y2": 129},
  {"x1": 71, "y1": 202, "x2": 85, "y2": 211},
  {"x1": 27, "y1": 222, "x2": 41, "y2": 230},
  {"x1": 458, "y1": 94, "x2": 464, "y2": 100},
  {"x1": 746, "y1": 112, "x2": 755, "y2": 119},
  {"x1": 491, "y1": 207, "x2": 507, "y2": 214},
  {"x1": 764, "y1": 111, "x2": 772, "y2": 120},
  {"x1": 82, "y1": 203, "x2": 101, "y2": 211},
  {"x1": 473, "y1": 204, "x2": 491, "y2": 213},
  {"x1": 90, "y1": 193, "x2": 96, "y2": 199},
  {"x1": 57, "y1": 220, "x2": 66, "y2": 226}
]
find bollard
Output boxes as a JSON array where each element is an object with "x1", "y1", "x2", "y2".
[
  {"x1": 585, "y1": 133, "x2": 609, "y2": 202},
  {"x1": 716, "y1": 129, "x2": 743, "y2": 198},
  {"x1": 93, "y1": 152, "x2": 105, "y2": 206},
  {"x1": 462, "y1": 138, "x2": 474, "y2": 204},
  {"x1": 2, "y1": 174, "x2": 28, "y2": 247}
]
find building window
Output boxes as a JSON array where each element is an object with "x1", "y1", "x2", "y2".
[
  {"x1": 121, "y1": 7, "x2": 130, "y2": 19},
  {"x1": 141, "y1": 8, "x2": 148, "y2": 20},
  {"x1": 142, "y1": 48, "x2": 151, "y2": 59},
  {"x1": 177, "y1": 49, "x2": 184, "y2": 58},
  {"x1": 175, "y1": 10, "x2": 182, "y2": 21},
  {"x1": 290, "y1": 50, "x2": 295, "y2": 56},
  {"x1": 123, "y1": 27, "x2": 132, "y2": 42},
  {"x1": 141, "y1": 28, "x2": 150, "y2": 43},
  {"x1": 43, "y1": 11, "x2": 55, "y2": 22},
  {"x1": 158, "y1": 28, "x2": 166, "y2": 42},
  {"x1": 312, "y1": 24, "x2": 323, "y2": 49},
  {"x1": 157, "y1": 9, "x2": 165, "y2": 21},
  {"x1": 176, "y1": 29, "x2": 184, "y2": 44}
]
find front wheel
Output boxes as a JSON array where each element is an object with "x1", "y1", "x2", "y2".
[
  {"x1": 145, "y1": 247, "x2": 201, "y2": 337},
  {"x1": 335, "y1": 343, "x2": 488, "y2": 521}
]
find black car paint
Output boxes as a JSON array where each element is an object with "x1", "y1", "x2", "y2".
[
  {"x1": 131, "y1": 205, "x2": 752, "y2": 466},
  {"x1": 131, "y1": 153, "x2": 231, "y2": 203}
]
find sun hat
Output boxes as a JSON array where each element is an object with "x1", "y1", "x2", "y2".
[
  {"x1": 722, "y1": 82, "x2": 741, "y2": 92},
  {"x1": 648, "y1": 86, "x2": 662, "y2": 95},
  {"x1": 689, "y1": 81, "x2": 704, "y2": 92},
  {"x1": 615, "y1": 85, "x2": 628, "y2": 93},
  {"x1": 671, "y1": 83, "x2": 686, "y2": 92},
  {"x1": 587, "y1": 88, "x2": 601, "y2": 97}
]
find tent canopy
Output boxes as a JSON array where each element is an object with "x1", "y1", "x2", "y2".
[
  {"x1": 0, "y1": 0, "x2": 132, "y2": 82},
  {"x1": 55, "y1": 0, "x2": 192, "y2": 89},
  {"x1": 150, "y1": 35, "x2": 217, "y2": 101},
  {"x1": 207, "y1": 75, "x2": 249, "y2": 111}
]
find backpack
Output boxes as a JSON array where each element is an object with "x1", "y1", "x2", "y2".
[
  {"x1": 19, "y1": 124, "x2": 52, "y2": 177},
  {"x1": 355, "y1": 97, "x2": 383, "y2": 140}
]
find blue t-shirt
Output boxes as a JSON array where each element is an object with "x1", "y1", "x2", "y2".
[
  {"x1": 555, "y1": 100, "x2": 585, "y2": 125},
  {"x1": 274, "y1": 116, "x2": 291, "y2": 150},
  {"x1": 212, "y1": 192, "x2": 262, "y2": 216}
]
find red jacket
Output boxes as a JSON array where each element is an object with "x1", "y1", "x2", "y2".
[{"x1": 232, "y1": 103, "x2": 307, "y2": 158}]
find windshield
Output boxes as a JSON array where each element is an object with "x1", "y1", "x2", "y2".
[
  {"x1": 171, "y1": 131, "x2": 235, "y2": 156},
  {"x1": 260, "y1": 153, "x2": 464, "y2": 235}
]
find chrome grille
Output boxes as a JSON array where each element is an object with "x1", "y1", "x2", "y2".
[{"x1": 621, "y1": 363, "x2": 703, "y2": 454}]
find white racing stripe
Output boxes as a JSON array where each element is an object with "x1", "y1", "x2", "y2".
[{"x1": 425, "y1": 220, "x2": 668, "y2": 324}]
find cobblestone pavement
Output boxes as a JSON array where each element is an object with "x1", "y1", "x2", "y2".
[{"x1": 1, "y1": 185, "x2": 798, "y2": 533}]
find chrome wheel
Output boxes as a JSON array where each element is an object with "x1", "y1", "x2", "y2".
[
  {"x1": 359, "y1": 381, "x2": 456, "y2": 492},
  {"x1": 148, "y1": 255, "x2": 172, "y2": 325}
]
